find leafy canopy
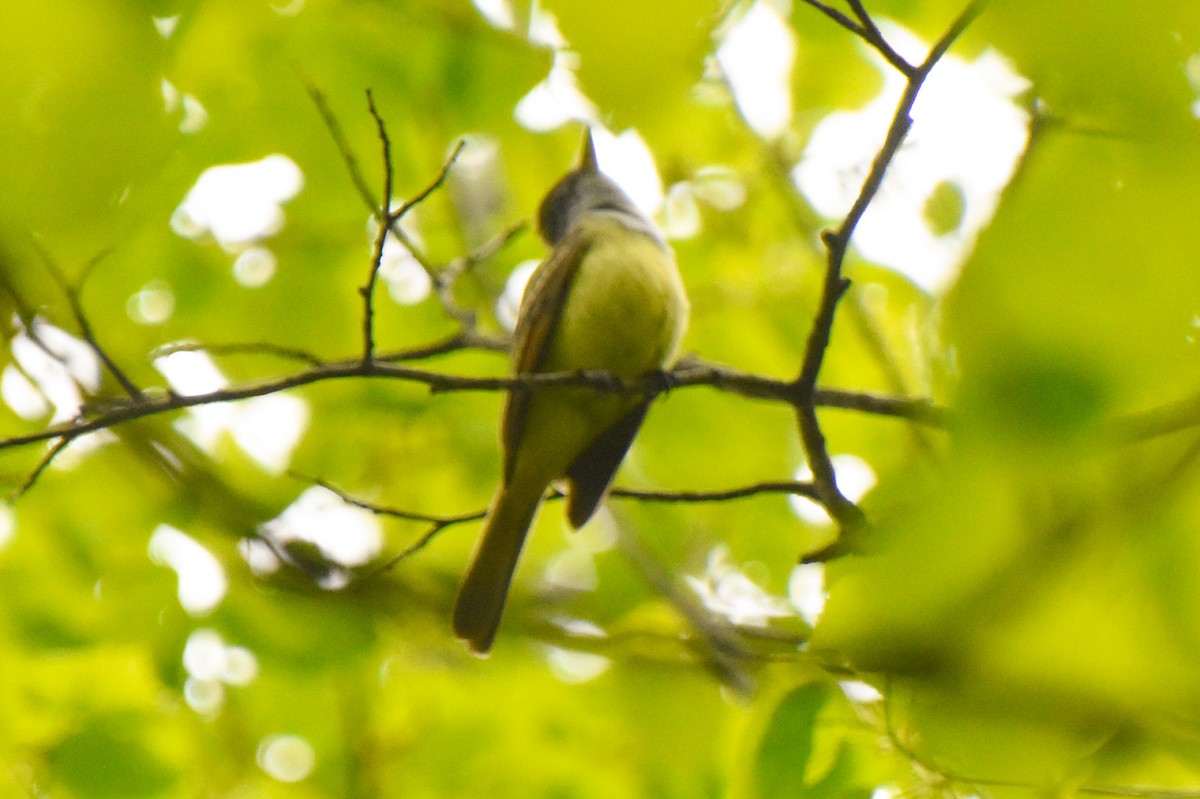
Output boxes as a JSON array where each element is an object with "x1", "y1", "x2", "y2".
[{"x1": 2, "y1": 1, "x2": 1200, "y2": 797}]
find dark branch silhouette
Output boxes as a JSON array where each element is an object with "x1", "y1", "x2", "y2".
[{"x1": 791, "y1": 0, "x2": 988, "y2": 557}]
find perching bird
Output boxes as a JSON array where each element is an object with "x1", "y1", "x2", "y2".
[{"x1": 452, "y1": 130, "x2": 690, "y2": 654}]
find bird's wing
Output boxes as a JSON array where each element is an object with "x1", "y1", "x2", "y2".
[
  {"x1": 563, "y1": 400, "x2": 650, "y2": 528},
  {"x1": 502, "y1": 227, "x2": 593, "y2": 482}
]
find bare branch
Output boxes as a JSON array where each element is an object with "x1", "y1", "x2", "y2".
[
  {"x1": 152, "y1": 340, "x2": 329, "y2": 368},
  {"x1": 794, "y1": 0, "x2": 865, "y2": 37},
  {"x1": 301, "y1": 472, "x2": 822, "y2": 595},
  {"x1": 0, "y1": 355, "x2": 949, "y2": 455},
  {"x1": 879, "y1": 687, "x2": 1200, "y2": 799},
  {"x1": 921, "y1": 0, "x2": 989, "y2": 76},
  {"x1": 845, "y1": 0, "x2": 916, "y2": 74},
  {"x1": 280, "y1": 474, "x2": 484, "y2": 577},
  {"x1": 31, "y1": 243, "x2": 142, "y2": 399},
  {"x1": 387, "y1": 139, "x2": 466, "y2": 228},
  {"x1": 790, "y1": 0, "x2": 984, "y2": 538},
  {"x1": 453, "y1": 220, "x2": 528, "y2": 272},
  {"x1": 391, "y1": 140, "x2": 473, "y2": 326},
  {"x1": 152, "y1": 328, "x2": 509, "y2": 369},
  {"x1": 8, "y1": 437, "x2": 72, "y2": 501},
  {"x1": 796, "y1": 0, "x2": 914, "y2": 74},
  {"x1": 610, "y1": 481, "x2": 818, "y2": 503},
  {"x1": 1108, "y1": 391, "x2": 1200, "y2": 445},
  {"x1": 304, "y1": 474, "x2": 484, "y2": 526},
  {"x1": 304, "y1": 79, "x2": 377, "y2": 212},
  {"x1": 813, "y1": 386, "x2": 946, "y2": 426},
  {"x1": 376, "y1": 138, "x2": 472, "y2": 328},
  {"x1": 361, "y1": 90, "x2": 394, "y2": 363},
  {"x1": 616, "y1": 522, "x2": 756, "y2": 695},
  {"x1": 372, "y1": 328, "x2": 510, "y2": 362},
  {"x1": 307, "y1": 82, "x2": 474, "y2": 328},
  {"x1": 673, "y1": 359, "x2": 937, "y2": 417},
  {"x1": 436, "y1": 219, "x2": 529, "y2": 312}
]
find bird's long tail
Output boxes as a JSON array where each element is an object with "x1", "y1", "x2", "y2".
[{"x1": 452, "y1": 477, "x2": 545, "y2": 654}]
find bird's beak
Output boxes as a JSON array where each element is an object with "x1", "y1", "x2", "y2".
[{"x1": 578, "y1": 128, "x2": 600, "y2": 173}]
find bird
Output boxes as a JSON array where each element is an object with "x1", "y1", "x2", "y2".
[{"x1": 452, "y1": 129, "x2": 690, "y2": 654}]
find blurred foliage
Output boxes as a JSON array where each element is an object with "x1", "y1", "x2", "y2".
[{"x1": 1, "y1": 0, "x2": 1200, "y2": 797}]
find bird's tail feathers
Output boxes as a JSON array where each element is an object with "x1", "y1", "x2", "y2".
[{"x1": 452, "y1": 478, "x2": 545, "y2": 654}]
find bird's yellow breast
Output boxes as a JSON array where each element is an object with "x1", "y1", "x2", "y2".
[{"x1": 544, "y1": 215, "x2": 688, "y2": 378}]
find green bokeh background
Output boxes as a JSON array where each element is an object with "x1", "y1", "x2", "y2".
[{"x1": 2, "y1": 0, "x2": 1199, "y2": 796}]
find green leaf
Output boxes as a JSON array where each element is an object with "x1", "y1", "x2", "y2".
[
  {"x1": 50, "y1": 716, "x2": 177, "y2": 798},
  {"x1": 0, "y1": 1, "x2": 173, "y2": 252},
  {"x1": 755, "y1": 682, "x2": 830, "y2": 799},
  {"x1": 922, "y1": 179, "x2": 966, "y2": 236},
  {"x1": 543, "y1": 0, "x2": 722, "y2": 128}
]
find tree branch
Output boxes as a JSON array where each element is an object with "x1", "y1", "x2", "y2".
[
  {"x1": 8, "y1": 437, "x2": 73, "y2": 502},
  {"x1": 844, "y1": 0, "x2": 916, "y2": 75},
  {"x1": 790, "y1": 0, "x2": 985, "y2": 544},
  {"x1": 32, "y1": 243, "x2": 142, "y2": 399},
  {"x1": 610, "y1": 480, "x2": 818, "y2": 504},
  {"x1": 303, "y1": 79, "x2": 377, "y2": 212},
  {"x1": 361, "y1": 89, "x2": 394, "y2": 363},
  {"x1": 310, "y1": 474, "x2": 824, "y2": 577},
  {"x1": 880, "y1": 688, "x2": 1200, "y2": 799},
  {"x1": 152, "y1": 328, "x2": 509, "y2": 368},
  {"x1": 308, "y1": 80, "x2": 474, "y2": 327},
  {"x1": 795, "y1": 0, "x2": 914, "y2": 75},
  {"x1": 0, "y1": 356, "x2": 949, "y2": 455},
  {"x1": 389, "y1": 139, "x2": 471, "y2": 325}
]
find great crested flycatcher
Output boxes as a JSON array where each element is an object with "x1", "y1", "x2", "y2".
[{"x1": 453, "y1": 130, "x2": 690, "y2": 654}]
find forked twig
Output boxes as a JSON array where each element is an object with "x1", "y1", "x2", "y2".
[{"x1": 792, "y1": 0, "x2": 987, "y2": 545}]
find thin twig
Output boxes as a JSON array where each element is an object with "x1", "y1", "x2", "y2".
[
  {"x1": 845, "y1": 0, "x2": 915, "y2": 75},
  {"x1": 362, "y1": 90, "x2": 394, "y2": 363},
  {"x1": 12, "y1": 246, "x2": 144, "y2": 495},
  {"x1": 790, "y1": 0, "x2": 984, "y2": 536},
  {"x1": 152, "y1": 340, "x2": 329, "y2": 368},
  {"x1": 387, "y1": 139, "x2": 466, "y2": 228},
  {"x1": 31, "y1": 243, "x2": 142, "y2": 399},
  {"x1": 303, "y1": 473, "x2": 821, "y2": 586},
  {"x1": 388, "y1": 139, "x2": 471, "y2": 325},
  {"x1": 8, "y1": 437, "x2": 72, "y2": 501},
  {"x1": 375, "y1": 136, "x2": 471, "y2": 327},
  {"x1": 794, "y1": 0, "x2": 913, "y2": 74},
  {"x1": 922, "y1": 0, "x2": 989, "y2": 74},
  {"x1": 1109, "y1": 391, "x2": 1200, "y2": 444},
  {"x1": 303, "y1": 79, "x2": 377, "y2": 211},
  {"x1": 881, "y1": 690, "x2": 1200, "y2": 799},
  {"x1": 794, "y1": 0, "x2": 865, "y2": 37},
  {"x1": 152, "y1": 329, "x2": 509, "y2": 368},
  {"x1": 373, "y1": 519, "x2": 476, "y2": 572},
  {"x1": 437, "y1": 220, "x2": 528, "y2": 308},
  {"x1": 452, "y1": 220, "x2": 528, "y2": 272},
  {"x1": 372, "y1": 328, "x2": 510, "y2": 362},
  {"x1": 304, "y1": 474, "x2": 483, "y2": 526},
  {"x1": 307, "y1": 81, "x2": 473, "y2": 326},
  {"x1": 372, "y1": 507, "x2": 488, "y2": 574},
  {"x1": 610, "y1": 480, "x2": 818, "y2": 503},
  {"x1": 318, "y1": 477, "x2": 822, "y2": 535},
  {"x1": 286, "y1": 475, "x2": 486, "y2": 575}
]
